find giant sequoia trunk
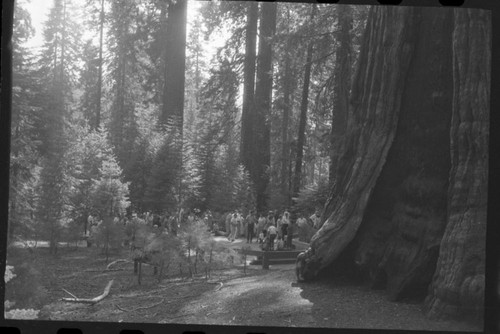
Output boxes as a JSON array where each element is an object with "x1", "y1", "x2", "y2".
[
  {"x1": 425, "y1": 9, "x2": 490, "y2": 321},
  {"x1": 350, "y1": 7, "x2": 454, "y2": 301},
  {"x1": 301, "y1": 6, "x2": 489, "y2": 321},
  {"x1": 301, "y1": 6, "x2": 419, "y2": 279}
]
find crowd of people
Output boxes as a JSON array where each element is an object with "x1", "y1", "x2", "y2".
[
  {"x1": 85, "y1": 207, "x2": 323, "y2": 250},
  {"x1": 223, "y1": 209, "x2": 323, "y2": 251}
]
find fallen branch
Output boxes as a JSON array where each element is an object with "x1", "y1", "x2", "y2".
[
  {"x1": 62, "y1": 280, "x2": 114, "y2": 304},
  {"x1": 106, "y1": 259, "x2": 132, "y2": 270},
  {"x1": 61, "y1": 288, "x2": 78, "y2": 300},
  {"x1": 214, "y1": 282, "x2": 223, "y2": 292}
]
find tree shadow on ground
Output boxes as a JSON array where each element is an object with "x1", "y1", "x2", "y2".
[{"x1": 293, "y1": 275, "x2": 482, "y2": 332}]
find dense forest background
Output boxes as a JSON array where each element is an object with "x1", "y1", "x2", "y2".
[
  {"x1": 6, "y1": 0, "x2": 489, "y2": 324},
  {"x1": 8, "y1": 0, "x2": 368, "y2": 247}
]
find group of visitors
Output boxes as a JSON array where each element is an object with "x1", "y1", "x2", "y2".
[
  {"x1": 86, "y1": 206, "x2": 323, "y2": 249},
  {"x1": 295, "y1": 209, "x2": 322, "y2": 242},
  {"x1": 222, "y1": 208, "x2": 323, "y2": 251}
]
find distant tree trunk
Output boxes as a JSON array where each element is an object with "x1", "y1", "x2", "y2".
[
  {"x1": 252, "y1": 1, "x2": 276, "y2": 213},
  {"x1": 293, "y1": 5, "x2": 316, "y2": 199},
  {"x1": 300, "y1": 6, "x2": 419, "y2": 279},
  {"x1": 161, "y1": 0, "x2": 187, "y2": 130},
  {"x1": 329, "y1": 5, "x2": 352, "y2": 184},
  {"x1": 280, "y1": 7, "x2": 294, "y2": 207},
  {"x1": 240, "y1": 2, "x2": 258, "y2": 172},
  {"x1": 95, "y1": 0, "x2": 104, "y2": 131},
  {"x1": 425, "y1": 8, "x2": 490, "y2": 321}
]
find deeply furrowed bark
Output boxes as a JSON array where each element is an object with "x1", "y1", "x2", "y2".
[
  {"x1": 302, "y1": 6, "x2": 419, "y2": 278},
  {"x1": 350, "y1": 7, "x2": 454, "y2": 301},
  {"x1": 425, "y1": 9, "x2": 490, "y2": 321}
]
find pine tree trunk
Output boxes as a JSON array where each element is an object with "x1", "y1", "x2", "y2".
[
  {"x1": 293, "y1": 5, "x2": 316, "y2": 198},
  {"x1": 95, "y1": 0, "x2": 104, "y2": 131},
  {"x1": 8, "y1": 163, "x2": 18, "y2": 242},
  {"x1": 279, "y1": 6, "x2": 294, "y2": 206},
  {"x1": 300, "y1": 6, "x2": 419, "y2": 279},
  {"x1": 252, "y1": 2, "x2": 276, "y2": 213},
  {"x1": 425, "y1": 8, "x2": 490, "y2": 321},
  {"x1": 240, "y1": 2, "x2": 258, "y2": 172}
]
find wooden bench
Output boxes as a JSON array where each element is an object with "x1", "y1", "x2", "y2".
[{"x1": 238, "y1": 249, "x2": 302, "y2": 269}]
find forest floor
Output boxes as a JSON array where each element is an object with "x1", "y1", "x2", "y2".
[{"x1": 6, "y1": 240, "x2": 482, "y2": 332}]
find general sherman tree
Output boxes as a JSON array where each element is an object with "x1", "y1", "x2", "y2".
[{"x1": 299, "y1": 6, "x2": 489, "y2": 321}]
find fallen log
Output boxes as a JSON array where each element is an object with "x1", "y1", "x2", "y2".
[{"x1": 61, "y1": 280, "x2": 114, "y2": 304}]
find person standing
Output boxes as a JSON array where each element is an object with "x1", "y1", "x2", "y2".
[
  {"x1": 310, "y1": 210, "x2": 321, "y2": 230},
  {"x1": 267, "y1": 224, "x2": 278, "y2": 250},
  {"x1": 296, "y1": 213, "x2": 308, "y2": 242},
  {"x1": 225, "y1": 212, "x2": 232, "y2": 237},
  {"x1": 257, "y1": 213, "x2": 266, "y2": 237},
  {"x1": 281, "y1": 211, "x2": 290, "y2": 241},
  {"x1": 267, "y1": 212, "x2": 275, "y2": 233},
  {"x1": 229, "y1": 212, "x2": 239, "y2": 242},
  {"x1": 276, "y1": 215, "x2": 283, "y2": 238},
  {"x1": 246, "y1": 210, "x2": 257, "y2": 243}
]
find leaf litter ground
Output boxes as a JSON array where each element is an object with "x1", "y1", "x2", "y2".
[{"x1": 7, "y1": 245, "x2": 482, "y2": 331}]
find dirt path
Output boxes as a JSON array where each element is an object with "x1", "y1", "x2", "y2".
[{"x1": 169, "y1": 264, "x2": 481, "y2": 331}]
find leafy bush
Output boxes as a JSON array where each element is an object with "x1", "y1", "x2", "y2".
[{"x1": 92, "y1": 216, "x2": 125, "y2": 261}]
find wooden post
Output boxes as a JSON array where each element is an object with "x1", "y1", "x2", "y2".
[
  {"x1": 138, "y1": 261, "x2": 142, "y2": 285},
  {"x1": 262, "y1": 251, "x2": 269, "y2": 270}
]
